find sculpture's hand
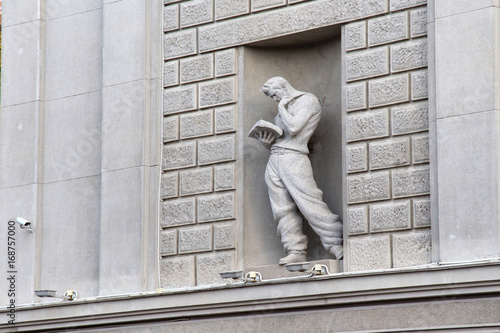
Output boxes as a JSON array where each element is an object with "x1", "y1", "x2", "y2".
[
  {"x1": 255, "y1": 129, "x2": 276, "y2": 149},
  {"x1": 279, "y1": 96, "x2": 293, "y2": 107}
]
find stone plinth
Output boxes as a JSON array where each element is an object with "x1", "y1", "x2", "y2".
[{"x1": 244, "y1": 260, "x2": 341, "y2": 280}]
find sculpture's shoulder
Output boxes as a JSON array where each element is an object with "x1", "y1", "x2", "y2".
[{"x1": 296, "y1": 92, "x2": 321, "y2": 112}]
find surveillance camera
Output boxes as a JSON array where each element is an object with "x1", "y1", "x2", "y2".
[{"x1": 15, "y1": 217, "x2": 33, "y2": 230}]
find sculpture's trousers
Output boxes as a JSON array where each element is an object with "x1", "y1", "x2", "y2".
[{"x1": 264, "y1": 151, "x2": 343, "y2": 253}]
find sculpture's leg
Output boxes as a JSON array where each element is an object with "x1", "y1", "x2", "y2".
[
  {"x1": 265, "y1": 155, "x2": 308, "y2": 261},
  {"x1": 279, "y1": 154, "x2": 343, "y2": 259}
]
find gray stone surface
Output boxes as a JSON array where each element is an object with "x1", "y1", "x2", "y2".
[
  {"x1": 347, "y1": 205, "x2": 369, "y2": 234},
  {"x1": 214, "y1": 222, "x2": 236, "y2": 249},
  {"x1": 392, "y1": 166, "x2": 430, "y2": 198},
  {"x1": 413, "y1": 197, "x2": 431, "y2": 228},
  {"x1": 215, "y1": 0, "x2": 249, "y2": 20},
  {"x1": 163, "y1": 4, "x2": 179, "y2": 31},
  {"x1": 198, "y1": 135, "x2": 236, "y2": 165},
  {"x1": 180, "y1": 110, "x2": 214, "y2": 139},
  {"x1": 160, "y1": 256, "x2": 196, "y2": 288},
  {"x1": 410, "y1": 8, "x2": 427, "y2": 37},
  {"x1": 411, "y1": 69, "x2": 428, "y2": 100},
  {"x1": 196, "y1": 251, "x2": 235, "y2": 285},
  {"x1": 180, "y1": 54, "x2": 214, "y2": 84},
  {"x1": 160, "y1": 229, "x2": 178, "y2": 256},
  {"x1": 161, "y1": 172, "x2": 179, "y2": 199},
  {"x1": 346, "y1": 82, "x2": 367, "y2": 112},
  {"x1": 180, "y1": 0, "x2": 213, "y2": 28},
  {"x1": 347, "y1": 109, "x2": 389, "y2": 142},
  {"x1": 391, "y1": 102, "x2": 428, "y2": 135},
  {"x1": 214, "y1": 163, "x2": 235, "y2": 191},
  {"x1": 393, "y1": 230, "x2": 432, "y2": 268},
  {"x1": 164, "y1": 29, "x2": 197, "y2": 60},
  {"x1": 368, "y1": 12, "x2": 408, "y2": 46},
  {"x1": 252, "y1": 0, "x2": 286, "y2": 12},
  {"x1": 345, "y1": 21, "x2": 367, "y2": 51},
  {"x1": 198, "y1": 192, "x2": 235, "y2": 222},
  {"x1": 390, "y1": 0, "x2": 426, "y2": 11},
  {"x1": 180, "y1": 167, "x2": 213, "y2": 196},
  {"x1": 161, "y1": 197, "x2": 196, "y2": 227},
  {"x1": 179, "y1": 225, "x2": 213, "y2": 253},
  {"x1": 349, "y1": 235, "x2": 391, "y2": 271},
  {"x1": 370, "y1": 200, "x2": 411, "y2": 232},
  {"x1": 369, "y1": 74, "x2": 409, "y2": 107},
  {"x1": 346, "y1": 47, "x2": 389, "y2": 81},
  {"x1": 347, "y1": 144, "x2": 368, "y2": 173},
  {"x1": 199, "y1": 77, "x2": 236, "y2": 108},
  {"x1": 215, "y1": 49, "x2": 237, "y2": 77},
  {"x1": 163, "y1": 116, "x2": 179, "y2": 142},
  {"x1": 369, "y1": 137, "x2": 410, "y2": 170},
  {"x1": 215, "y1": 105, "x2": 237, "y2": 133},
  {"x1": 163, "y1": 61, "x2": 179, "y2": 87},
  {"x1": 391, "y1": 38, "x2": 428, "y2": 73},
  {"x1": 412, "y1": 134, "x2": 429, "y2": 164},
  {"x1": 163, "y1": 85, "x2": 198, "y2": 114},
  {"x1": 347, "y1": 171, "x2": 391, "y2": 204},
  {"x1": 162, "y1": 141, "x2": 197, "y2": 170}
]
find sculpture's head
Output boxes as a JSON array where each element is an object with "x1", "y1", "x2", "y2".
[{"x1": 261, "y1": 77, "x2": 290, "y2": 102}]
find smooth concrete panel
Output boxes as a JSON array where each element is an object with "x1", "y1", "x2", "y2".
[
  {"x1": 46, "y1": 0, "x2": 103, "y2": 20},
  {"x1": 1, "y1": 21, "x2": 42, "y2": 107},
  {"x1": 45, "y1": 9, "x2": 103, "y2": 100},
  {"x1": 44, "y1": 92, "x2": 102, "y2": 183},
  {"x1": 0, "y1": 185, "x2": 38, "y2": 305},
  {"x1": 435, "y1": 0, "x2": 499, "y2": 18},
  {"x1": 437, "y1": 110, "x2": 500, "y2": 261},
  {"x1": 101, "y1": 80, "x2": 146, "y2": 171},
  {"x1": 435, "y1": 7, "x2": 499, "y2": 119},
  {"x1": 99, "y1": 167, "x2": 146, "y2": 295},
  {"x1": 40, "y1": 176, "x2": 101, "y2": 299},
  {"x1": 0, "y1": 102, "x2": 39, "y2": 188},
  {"x1": 103, "y1": 0, "x2": 147, "y2": 86},
  {"x1": 2, "y1": 0, "x2": 40, "y2": 27}
]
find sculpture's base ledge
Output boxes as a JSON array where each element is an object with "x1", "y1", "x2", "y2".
[{"x1": 244, "y1": 259, "x2": 342, "y2": 280}]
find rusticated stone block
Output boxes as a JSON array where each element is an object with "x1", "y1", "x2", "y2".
[
  {"x1": 411, "y1": 69, "x2": 428, "y2": 100},
  {"x1": 162, "y1": 141, "x2": 196, "y2": 170},
  {"x1": 215, "y1": 105, "x2": 236, "y2": 133},
  {"x1": 392, "y1": 102, "x2": 428, "y2": 135},
  {"x1": 345, "y1": 21, "x2": 367, "y2": 51},
  {"x1": 368, "y1": 12, "x2": 408, "y2": 46},
  {"x1": 346, "y1": 109, "x2": 389, "y2": 142},
  {"x1": 214, "y1": 163, "x2": 235, "y2": 191},
  {"x1": 412, "y1": 134, "x2": 429, "y2": 164},
  {"x1": 390, "y1": 0, "x2": 426, "y2": 11},
  {"x1": 180, "y1": 110, "x2": 214, "y2": 139},
  {"x1": 370, "y1": 200, "x2": 411, "y2": 232},
  {"x1": 180, "y1": 54, "x2": 214, "y2": 84},
  {"x1": 161, "y1": 197, "x2": 196, "y2": 227},
  {"x1": 161, "y1": 172, "x2": 178, "y2": 199},
  {"x1": 348, "y1": 235, "x2": 391, "y2": 271},
  {"x1": 160, "y1": 256, "x2": 195, "y2": 288},
  {"x1": 163, "y1": 116, "x2": 179, "y2": 142},
  {"x1": 346, "y1": 47, "x2": 389, "y2": 81},
  {"x1": 164, "y1": 4, "x2": 179, "y2": 32},
  {"x1": 198, "y1": 192, "x2": 235, "y2": 222},
  {"x1": 413, "y1": 197, "x2": 431, "y2": 227},
  {"x1": 198, "y1": 135, "x2": 235, "y2": 165},
  {"x1": 164, "y1": 29, "x2": 197, "y2": 60},
  {"x1": 347, "y1": 144, "x2": 368, "y2": 173},
  {"x1": 215, "y1": 0, "x2": 250, "y2": 20},
  {"x1": 199, "y1": 77, "x2": 236, "y2": 108},
  {"x1": 163, "y1": 61, "x2": 179, "y2": 87},
  {"x1": 180, "y1": 0, "x2": 213, "y2": 28},
  {"x1": 392, "y1": 166, "x2": 430, "y2": 198},
  {"x1": 391, "y1": 38, "x2": 427, "y2": 73},
  {"x1": 411, "y1": 8, "x2": 427, "y2": 37},
  {"x1": 369, "y1": 137, "x2": 410, "y2": 170},
  {"x1": 180, "y1": 167, "x2": 213, "y2": 196},
  {"x1": 369, "y1": 74, "x2": 409, "y2": 107},
  {"x1": 347, "y1": 171, "x2": 390, "y2": 204},
  {"x1": 160, "y1": 229, "x2": 177, "y2": 256},
  {"x1": 179, "y1": 225, "x2": 213, "y2": 253},
  {"x1": 215, "y1": 49, "x2": 237, "y2": 77},
  {"x1": 197, "y1": 251, "x2": 235, "y2": 286},
  {"x1": 163, "y1": 85, "x2": 197, "y2": 114},
  {"x1": 214, "y1": 222, "x2": 235, "y2": 249},
  {"x1": 393, "y1": 230, "x2": 431, "y2": 268},
  {"x1": 252, "y1": 0, "x2": 286, "y2": 12},
  {"x1": 347, "y1": 205, "x2": 368, "y2": 235},
  {"x1": 346, "y1": 81, "x2": 367, "y2": 112}
]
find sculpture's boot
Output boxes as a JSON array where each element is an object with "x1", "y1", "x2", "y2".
[
  {"x1": 279, "y1": 250, "x2": 307, "y2": 265},
  {"x1": 329, "y1": 245, "x2": 343, "y2": 260}
]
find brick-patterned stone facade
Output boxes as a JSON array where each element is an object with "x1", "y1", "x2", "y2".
[{"x1": 345, "y1": 2, "x2": 430, "y2": 271}]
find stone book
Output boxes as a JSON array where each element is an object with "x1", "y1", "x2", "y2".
[{"x1": 248, "y1": 120, "x2": 283, "y2": 139}]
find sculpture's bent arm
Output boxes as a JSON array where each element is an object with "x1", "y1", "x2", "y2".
[{"x1": 278, "y1": 96, "x2": 320, "y2": 136}]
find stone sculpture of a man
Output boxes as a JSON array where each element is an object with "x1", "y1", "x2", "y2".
[{"x1": 253, "y1": 77, "x2": 343, "y2": 265}]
